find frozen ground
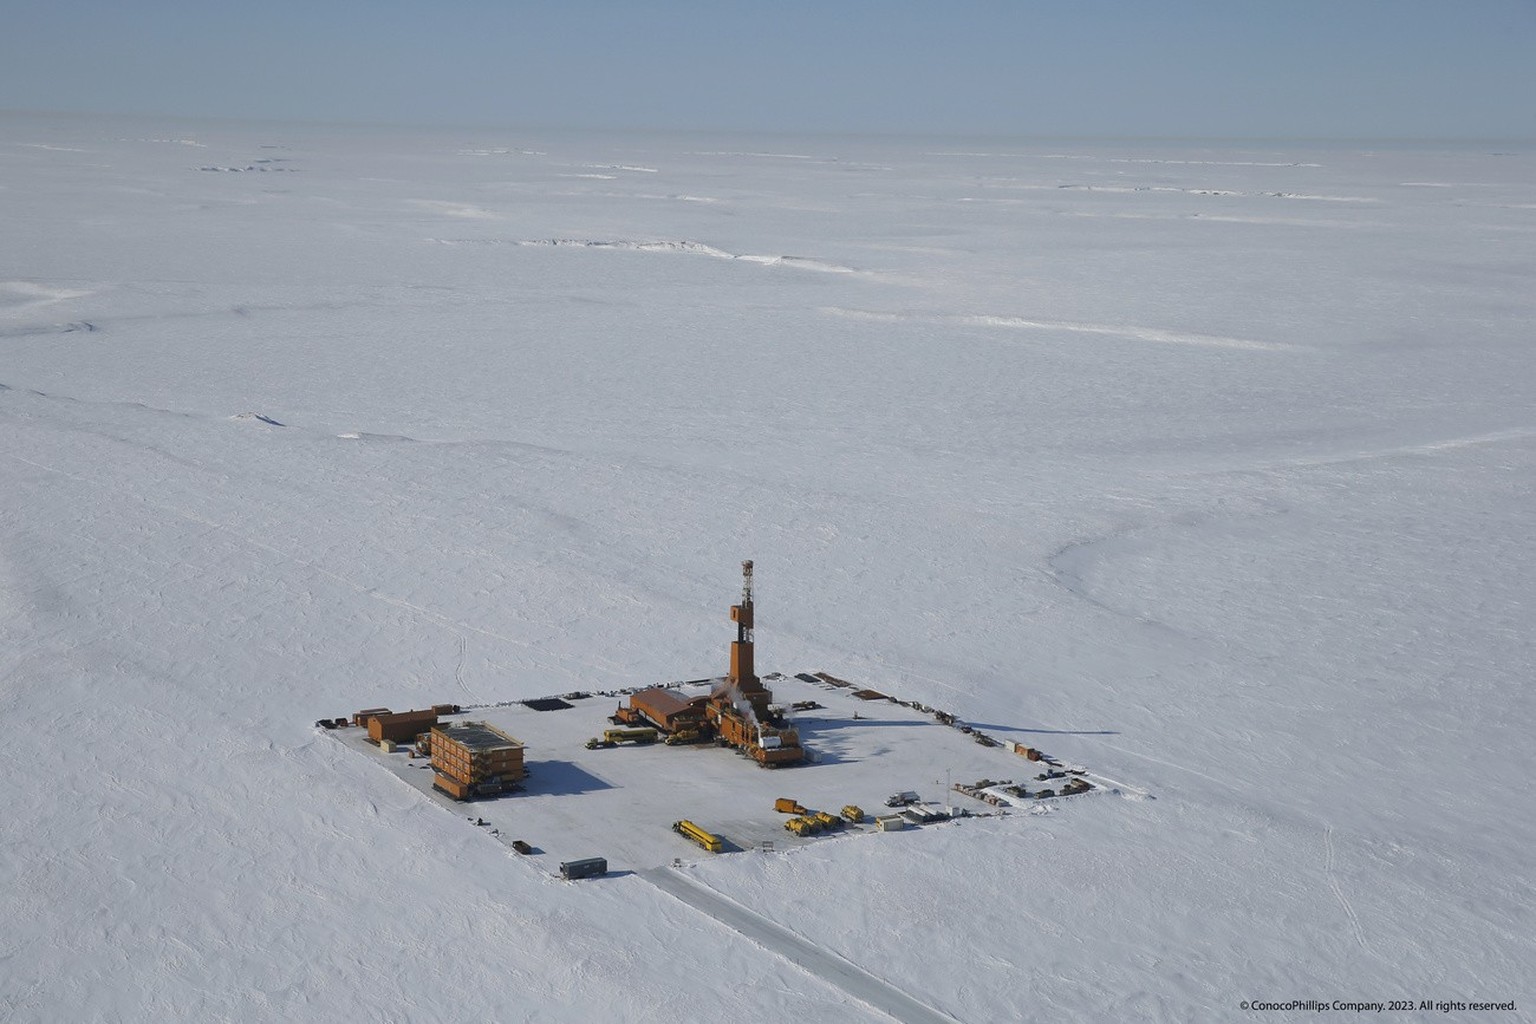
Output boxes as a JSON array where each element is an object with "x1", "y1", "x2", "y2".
[
  {"x1": 338, "y1": 675, "x2": 1099, "y2": 869},
  {"x1": 1, "y1": 112, "x2": 1533, "y2": 1022}
]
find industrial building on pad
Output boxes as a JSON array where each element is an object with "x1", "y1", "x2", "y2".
[
  {"x1": 325, "y1": 560, "x2": 1108, "y2": 871},
  {"x1": 430, "y1": 721, "x2": 525, "y2": 801},
  {"x1": 616, "y1": 561, "x2": 805, "y2": 767}
]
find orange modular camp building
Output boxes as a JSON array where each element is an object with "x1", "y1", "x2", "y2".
[
  {"x1": 629, "y1": 687, "x2": 708, "y2": 733},
  {"x1": 366, "y1": 709, "x2": 438, "y2": 744},
  {"x1": 430, "y1": 721, "x2": 525, "y2": 800}
]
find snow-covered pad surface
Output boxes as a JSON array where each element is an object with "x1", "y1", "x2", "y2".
[
  {"x1": 2, "y1": 113, "x2": 1533, "y2": 1022},
  {"x1": 336, "y1": 674, "x2": 1109, "y2": 870}
]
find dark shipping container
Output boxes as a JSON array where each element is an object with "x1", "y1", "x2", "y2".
[{"x1": 559, "y1": 857, "x2": 607, "y2": 880}]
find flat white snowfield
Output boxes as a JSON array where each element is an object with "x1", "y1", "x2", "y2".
[{"x1": 2, "y1": 113, "x2": 1532, "y2": 1023}]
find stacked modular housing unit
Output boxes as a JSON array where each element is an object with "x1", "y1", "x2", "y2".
[{"x1": 430, "y1": 721, "x2": 525, "y2": 800}]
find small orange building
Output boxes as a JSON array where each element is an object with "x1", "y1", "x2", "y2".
[{"x1": 366, "y1": 709, "x2": 438, "y2": 744}]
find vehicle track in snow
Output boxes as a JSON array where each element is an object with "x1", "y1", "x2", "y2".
[
  {"x1": 1324, "y1": 824, "x2": 1370, "y2": 953},
  {"x1": 640, "y1": 867, "x2": 961, "y2": 1024},
  {"x1": 453, "y1": 633, "x2": 475, "y2": 700}
]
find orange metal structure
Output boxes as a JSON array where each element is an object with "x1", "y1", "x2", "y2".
[
  {"x1": 352, "y1": 707, "x2": 390, "y2": 727},
  {"x1": 628, "y1": 687, "x2": 708, "y2": 734},
  {"x1": 366, "y1": 709, "x2": 438, "y2": 744},
  {"x1": 712, "y1": 704, "x2": 802, "y2": 767},
  {"x1": 705, "y1": 561, "x2": 804, "y2": 768},
  {"x1": 723, "y1": 560, "x2": 773, "y2": 719},
  {"x1": 618, "y1": 560, "x2": 805, "y2": 767},
  {"x1": 430, "y1": 721, "x2": 525, "y2": 799},
  {"x1": 433, "y1": 774, "x2": 470, "y2": 800},
  {"x1": 728, "y1": 565, "x2": 755, "y2": 687}
]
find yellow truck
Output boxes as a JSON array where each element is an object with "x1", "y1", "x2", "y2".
[
  {"x1": 588, "y1": 727, "x2": 661, "y2": 749},
  {"x1": 673, "y1": 819, "x2": 724, "y2": 853},
  {"x1": 841, "y1": 805, "x2": 865, "y2": 823},
  {"x1": 606, "y1": 727, "x2": 658, "y2": 745},
  {"x1": 774, "y1": 798, "x2": 808, "y2": 814}
]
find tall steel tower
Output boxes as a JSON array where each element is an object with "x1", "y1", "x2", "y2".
[{"x1": 728, "y1": 560, "x2": 756, "y2": 686}]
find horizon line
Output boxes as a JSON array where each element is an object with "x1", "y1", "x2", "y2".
[{"x1": 3, "y1": 107, "x2": 1533, "y2": 148}]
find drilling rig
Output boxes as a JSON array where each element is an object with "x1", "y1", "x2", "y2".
[
  {"x1": 706, "y1": 561, "x2": 804, "y2": 768},
  {"x1": 615, "y1": 561, "x2": 804, "y2": 766}
]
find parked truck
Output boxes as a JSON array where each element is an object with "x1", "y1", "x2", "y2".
[
  {"x1": 672, "y1": 819, "x2": 724, "y2": 853},
  {"x1": 813, "y1": 810, "x2": 843, "y2": 831},
  {"x1": 608, "y1": 727, "x2": 658, "y2": 744}
]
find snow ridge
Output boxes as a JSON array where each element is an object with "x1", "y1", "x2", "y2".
[
  {"x1": 435, "y1": 237, "x2": 865, "y2": 274},
  {"x1": 822, "y1": 307, "x2": 1293, "y2": 351}
]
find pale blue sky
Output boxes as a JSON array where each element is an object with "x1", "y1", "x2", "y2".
[{"x1": 3, "y1": 1, "x2": 1532, "y2": 138}]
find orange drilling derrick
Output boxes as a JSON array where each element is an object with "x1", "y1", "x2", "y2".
[
  {"x1": 706, "y1": 561, "x2": 804, "y2": 768},
  {"x1": 729, "y1": 562, "x2": 757, "y2": 683}
]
